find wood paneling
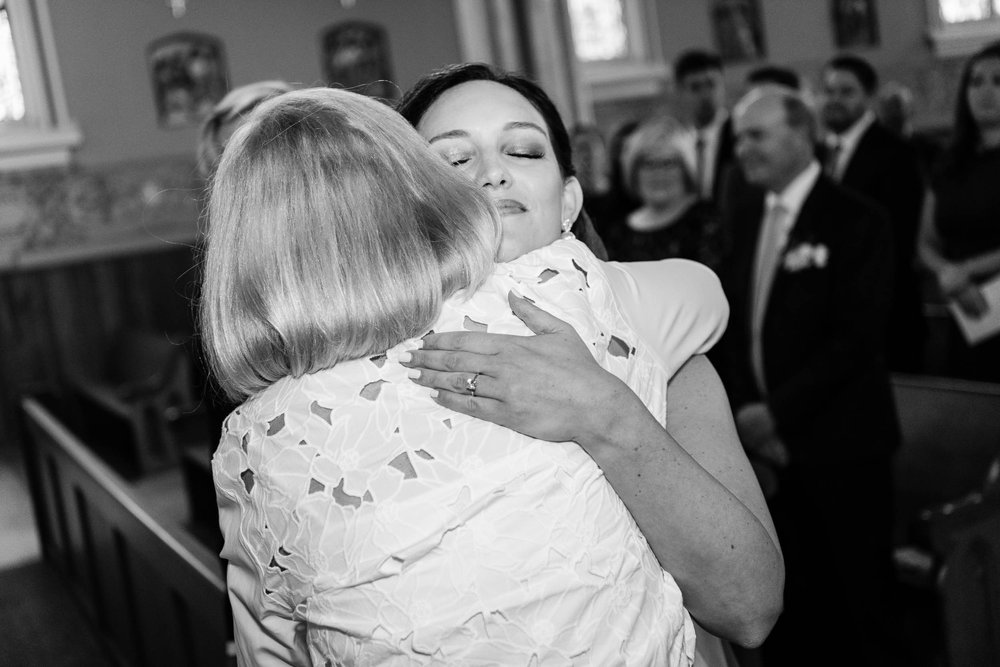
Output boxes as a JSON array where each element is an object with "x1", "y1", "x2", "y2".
[
  {"x1": 1, "y1": 244, "x2": 202, "y2": 453},
  {"x1": 21, "y1": 396, "x2": 230, "y2": 667}
]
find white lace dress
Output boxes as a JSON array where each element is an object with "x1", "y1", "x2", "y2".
[{"x1": 214, "y1": 237, "x2": 715, "y2": 666}]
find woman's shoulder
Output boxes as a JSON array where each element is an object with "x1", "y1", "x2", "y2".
[
  {"x1": 604, "y1": 257, "x2": 723, "y2": 297},
  {"x1": 601, "y1": 258, "x2": 728, "y2": 377}
]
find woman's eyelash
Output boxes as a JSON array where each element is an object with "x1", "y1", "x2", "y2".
[{"x1": 509, "y1": 150, "x2": 542, "y2": 159}]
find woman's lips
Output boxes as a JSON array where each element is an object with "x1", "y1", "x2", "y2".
[{"x1": 495, "y1": 198, "x2": 527, "y2": 215}]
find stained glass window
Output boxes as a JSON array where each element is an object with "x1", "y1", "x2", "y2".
[
  {"x1": 1, "y1": 5, "x2": 25, "y2": 122},
  {"x1": 567, "y1": 0, "x2": 629, "y2": 62}
]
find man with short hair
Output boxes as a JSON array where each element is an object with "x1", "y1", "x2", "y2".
[
  {"x1": 673, "y1": 49, "x2": 735, "y2": 204},
  {"x1": 822, "y1": 54, "x2": 926, "y2": 371},
  {"x1": 718, "y1": 87, "x2": 900, "y2": 666}
]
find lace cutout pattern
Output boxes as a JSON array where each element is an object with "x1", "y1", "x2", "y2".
[{"x1": 213, "y1": 238, "x2": 694, "y2": 665}]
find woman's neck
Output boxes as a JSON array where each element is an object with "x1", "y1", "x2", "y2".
[{"x1": 629, "y1": 194, "x2": 697, "y2": 232}]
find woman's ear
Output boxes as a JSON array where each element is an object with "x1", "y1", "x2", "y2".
[{"x1": 561, "y1": 176, "x2": 584, "y2": 223}]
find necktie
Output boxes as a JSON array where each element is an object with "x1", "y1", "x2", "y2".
[
  {"x1": 751, "y1": 200, "x2": 788, "y2": 394},
  {"x1": 825, "y1": 138, "x2": 842, "y2": 180},
  {"x1": 694, "y1": 132, "x2": 707, "y2": 198}
]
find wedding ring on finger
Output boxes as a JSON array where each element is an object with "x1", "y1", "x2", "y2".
[{"x1": 465, "y1": 372, "x2": 481, "y2": 397}]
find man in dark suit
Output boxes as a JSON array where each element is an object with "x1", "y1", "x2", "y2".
[
  {"x1": 718, "y1": 88, "x2": 900, "y2": 666},
  {"x1": 821, "y1": 54, "x2": 926, "y2": 371},
  {"x1": 673, "y1": 49, "x2": 736, "y2": 206}
]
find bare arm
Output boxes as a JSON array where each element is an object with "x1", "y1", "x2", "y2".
[
  {"x1": 918, "y1": 190, "x2": 996, "y2": 315},
  {"x1": 658, "y1": 354, "x2": 783, "y2": 642},
  {"x1": 403, "y1": 293, "x2": 783, "y2": 647},
  {"x1": 918, "y1": 191, "x2": 952, "y2": 282}
]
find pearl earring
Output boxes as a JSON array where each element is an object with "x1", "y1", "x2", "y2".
[{"x1": 561, "y1": 218, "x2": 573, "y2": 233}]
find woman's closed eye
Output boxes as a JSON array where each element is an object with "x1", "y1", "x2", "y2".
[
  {"x1": 504, "y1": 140, "x2": 545, "y2": 160},
  {"x1": 438, "y1": 149, "x2": 472, "y2": 167},
  {"x1": 507, "y1": 148, "x2": 543, "y2": 159}
]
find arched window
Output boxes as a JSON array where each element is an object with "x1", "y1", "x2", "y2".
[
  {"x1": 927, "y1": 0, "x2": 1000, "y2": 57},
  {"x1": 0, "y1": 5, "x2": 25, "y2": 122},
  {"x1": 566, "y1": 0, "x2": 667, "y2": 102},
  {"x1": 0, "y1": 0, "x2": 81, "y2": 169}
]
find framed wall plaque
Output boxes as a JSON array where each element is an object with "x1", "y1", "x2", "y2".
[
  {"x1": 831, "y1": 0, "x2": 880, "y2": 49},
  {"x1": 147, "y1": 32, "x2": 228, "y2": 128},
  {"x1": 320, "y1": 21, "x2": 396, "y2": 100},
  {"x1": 710, "y1": 0, "x2": 766, "y2": 62}
]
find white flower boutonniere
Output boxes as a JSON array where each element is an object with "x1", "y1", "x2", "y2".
[{"x1": 782, "y1": 242, "x2": 829, "y2": 272}]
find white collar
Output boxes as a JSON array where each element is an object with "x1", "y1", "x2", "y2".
[{"x1": 766, "y1": 160, "x2": 821, "y2": 224}]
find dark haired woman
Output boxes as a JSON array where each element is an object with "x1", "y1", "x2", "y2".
[
  {"x1": 397, "y1": 63, "x2": 782, "y2": 660},
  {"x1": 919, "y1": 40, "x2": 1000, "y2": 381}
]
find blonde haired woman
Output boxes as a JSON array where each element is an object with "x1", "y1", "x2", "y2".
[{"x1": 206, "y1": 88, "x2": 720, "y2": 665}]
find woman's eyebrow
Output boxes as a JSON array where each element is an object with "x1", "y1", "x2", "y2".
[
  {"x1": 505, "y1": 121, "x2": 547, "y2": 136},
  {"x1": 427, "y1": 129, "x2": 469, "y2": 144}
]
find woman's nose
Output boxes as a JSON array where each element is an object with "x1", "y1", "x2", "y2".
[{"x1": 477, "y1": 155, "x2": 509, "y2": 188}]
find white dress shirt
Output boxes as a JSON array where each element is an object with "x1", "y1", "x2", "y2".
[{"x1": 680, "y1": 109, "x2": 729, "y2": 199}]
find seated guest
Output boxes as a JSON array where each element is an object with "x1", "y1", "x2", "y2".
[
  {"x1": 918, "y1": 40, "x2": 1000, "y2": 382},
  {"x1": 206, "y1": 87, "x2": 780, "y2": 665},
  {"x1": 821, "y1": 54, "x2": 926, "y2": 372},
  {"x1": 603, "y1": 117, "x2": 723, "y2": 271}
]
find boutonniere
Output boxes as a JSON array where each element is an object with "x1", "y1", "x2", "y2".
[{"x1": 782, "y1": 242, "x2": 829, "y2": 272}]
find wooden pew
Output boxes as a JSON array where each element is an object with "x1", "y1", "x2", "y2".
[
  {"x1": 21, "y1": 396, "x2": 231, "y2": 667},
  {"x1": 891, "y1": 375, "x2": 1000, "y2": 667},
  {"x1": 892, "y1": 374, "x2": 1000, "y2": 536}
]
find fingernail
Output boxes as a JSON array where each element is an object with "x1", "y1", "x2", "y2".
[
  {"x1": 412, "y1": 338, "x2": 424, "y2": 349},
  {"x1": 510, "y1": 288, "x2": 524, "y2": 299},
  {"x1": 406, "y1": 369, "x2": 421, "y2": 379},
  {"x1": 398, "y1": 352, "x2": 412, "y2": 363},
  {"x1": 429, "y1": 389, "x2": 439, "y2": 399}
]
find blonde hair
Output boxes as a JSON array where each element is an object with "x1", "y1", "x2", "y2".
[
  {"x1": 621, "y1": 116, "x2": 696, "y2": 197},
  {"x1": 197, "y1": 80, "x2": 293, "y2": 177},
  {"x1": 201, "y1": 87, "x2": 501, "y2": 401}
]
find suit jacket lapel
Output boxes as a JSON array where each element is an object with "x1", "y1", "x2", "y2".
[
  {"x1": 840, "y1": 123, "x2": 876, "y2": 188},
  {"x1": 768, "y1": 176, "x2": 830, "y2": 301}
]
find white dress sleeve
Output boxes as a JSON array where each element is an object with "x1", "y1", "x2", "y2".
[{"x1": 602, "y1": 259, "x2": 729, "y2": 379}]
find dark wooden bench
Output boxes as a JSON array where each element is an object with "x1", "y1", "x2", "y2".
[
  {"x1": 21, "y1": 396, "x2": 231, "y2": 667},
  {"x1": 891, "y1": 375, "x2": 1000, "y2": 667}
]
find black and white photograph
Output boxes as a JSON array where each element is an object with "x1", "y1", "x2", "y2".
[{"x1": 1, "y1": 1, "x2": 999, "y2": 666}]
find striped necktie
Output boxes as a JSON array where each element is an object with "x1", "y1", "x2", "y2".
[
  {"x1": 695, "y1": 132, "x2": 707, "y2": 198},
  {"x1": 825, "y1": 137, "x2": 842, "y2": 180},
  {"x1": 751, "y1": 199, "x2": 788, "y2": 394}
]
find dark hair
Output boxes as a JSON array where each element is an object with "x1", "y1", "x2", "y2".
[
  {"x1": 673, "y1": 49, "x2": 723, "y2": 83},
  {"x1": 746, "y1": 65, "x2": 801, "y2": 91},
  {"x1": 397, "y1": 63, "x2": 612, "y2": 260},
  {"x1": 945, "y1": 40, "x2": 1000, "y2": 175},
  {"x1": 396, "y1": 62, "x2": 575, "y2": 179},
  {"x1": 824, "y1": 54, "x2": 878, "y2": 95}
]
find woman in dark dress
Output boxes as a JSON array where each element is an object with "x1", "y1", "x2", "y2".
[
  {"x1": 604, "y1": 117, "x2": 723, "y2": 272},
  {"x1": 919, "y1": 40, "x2": 1000, "y2": 382}
]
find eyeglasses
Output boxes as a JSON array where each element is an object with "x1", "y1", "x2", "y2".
[{"x1": 637, "y1": 157, "x2": 686, "y2": 173}]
